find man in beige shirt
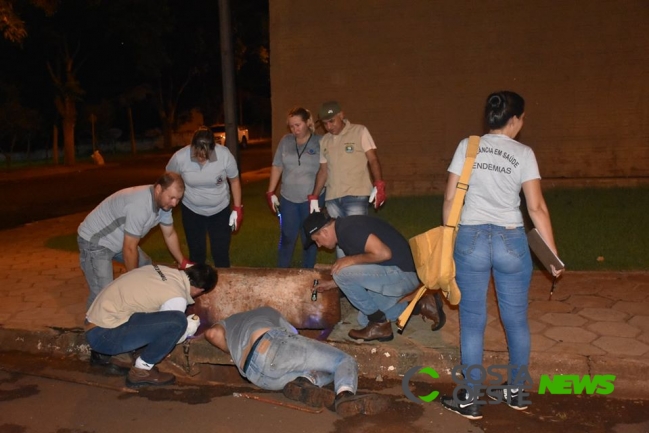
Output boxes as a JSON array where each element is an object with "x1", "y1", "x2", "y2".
[
  {"x1": 308, "y1": 101, "x2": 386, "y2": 220},
  {"x1": 85, "y1": 263, "x2": 217, "y2": 388}
]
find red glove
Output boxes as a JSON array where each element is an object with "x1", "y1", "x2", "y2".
[
  {"x1": 265, "y1": 191, "x2": 280, "y2": 214},
  {"x1": 369, "y1": 180, "x2": 386, "y2": 209},
  {"x1": 179, "y1": 258, "x2": 195, "y2": 270},
  {"x1": 229, "y1": 205, "x2": 244, "y2": 231}
]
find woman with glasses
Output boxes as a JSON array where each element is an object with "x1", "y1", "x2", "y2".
[
  {"x1": 266, "y1": 107, "x2": 324, "y2": 268},
  {"x1": 166, "y1": 126, "x2": 242, "y2": 267}
]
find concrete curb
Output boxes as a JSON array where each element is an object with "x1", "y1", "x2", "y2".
[{"x1": 1, "y1": 324, "x2": 647, "y2": 400}]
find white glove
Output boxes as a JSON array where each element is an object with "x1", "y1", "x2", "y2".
[
  {"x1": 229, "y1": 210, "x2": 237, "y2": 231},
  {"x1": 229, "y1": 204, "x2": 244, "y2": 232},
  {"x1": 308, "y1": 194, "x2": 320, "y2": 213},
  {"x1": 270, "y1": 194, "x2": 280, "y2": 213},
  {"x1": 368, "y1": 181, "x2": 386, "y2": 209},
  {"x1": 369, "y1": 186, "x2": 377, "y2": 204},
  {"x1": 177, "y1": 314, "x2": 201, "y2": 344}
]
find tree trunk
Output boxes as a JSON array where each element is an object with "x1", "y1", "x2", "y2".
[
  {"x1": 161, "y1": 119, "x2": 173, "y2": 149},
  {"x1": 53, "y1": 124, "x2": 59, "y2": 165},
  {"x1": 5, "y1": 134, "x2": 16, "y2": 168},
  {"x1": 62, "y1": 98, "x2": 76, "y2": 166},
  {"x1": 128, "y1": 106, "x2": 137, "y2": 155},
  {"x1": 158, "y1": 102, "x2": 175, "y2": 150},
  {"x1": 26, "y1": 134, "x2": 31, "y2": 164}
]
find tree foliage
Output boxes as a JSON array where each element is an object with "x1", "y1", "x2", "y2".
[
  {"x1": 0, "y1": 0, "x2": 57, "y2": 42},
  {"x1": 0, "y1": 0, "x2": 270, "y2": 160}
]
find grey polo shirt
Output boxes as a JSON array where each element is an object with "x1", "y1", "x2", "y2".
[
  {"x1": 219, "y1": 306, "x2": 297, "y2": 377},
  {"x1": 166, "y1": 145, "x2": 239, "y2": 216},
  {"x1": 272, "y1": 133, "x2": 321, "y2": 203},
  {"x1": 78, "y1": 185, "x2": 173, "y2": 253}
]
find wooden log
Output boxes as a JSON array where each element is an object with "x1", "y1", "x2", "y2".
[{"x1": 188, "y1": 267, "x2": 340, "y2": 330}]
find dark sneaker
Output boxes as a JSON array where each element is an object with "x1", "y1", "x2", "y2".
[
  {"x1": 441, "y1": 390, "x2": 482, "y2": 420},
  {"x1": 334, "y1": 391, "x2": 389, "y2": 417},
  {"x1": 488, "y1": 384, "x2": 528, "y2": 410},
  {"x1": 89, "y1": 350, "x2": 111, "y2": 366},
  {"x1": 126, "y1": 366, "x2": 176, "y2": 388},
  {"x1": 282, "y1": 377, "x2": 335, "y2": 408},
  {"x1": 348, "y1": 321, "x2": 393, "y2": 342}
]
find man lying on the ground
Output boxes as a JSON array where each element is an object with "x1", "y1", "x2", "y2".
[
  {"x1": 85, "y1": 263, "x2": 217, "y2": 389},
  {"x1": 204, "y1": 306, "x2": 388, "y2": 417}
]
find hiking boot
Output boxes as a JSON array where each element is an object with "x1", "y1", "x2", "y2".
[
  {"x1": 487, "y1": 383, "x2": 529, "y2": 410},
  {"x1": 416, "y1": 293, "x2": 446, "y2": 331},
  {"x1": 440, "y1": 389, "x2": 482, "y2": 420},
  {"x1": 334, "y1": 391, "x2": 389, "y2": 417},
  {"x1": 348, "y1": 321, "x2": 393, "y2": 342},
  {"x1": 90, "y1": 350, "x2": 130, "y2": 376},
  {"x1": 282, "y1": 377, "x2": 335, "y2": 408},
  {"x1": 109, "y1": 352, "x2": 135, "y2": 369},
  {"x1": 125, "y1": 366, "x2": 176, "y2": 389}
]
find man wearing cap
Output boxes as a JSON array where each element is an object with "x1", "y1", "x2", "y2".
[
  {"x1": 308, "y1": 101, "x2": 386, "y2": 220},
  {"x1": 303, "y1": 212, "x2": 445, "y2": 342}
]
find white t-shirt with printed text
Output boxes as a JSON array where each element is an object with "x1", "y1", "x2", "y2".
[{"x1": 448, "y1": 134, "x2": 540, "y2": 227}]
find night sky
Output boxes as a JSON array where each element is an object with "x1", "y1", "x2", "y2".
[{"x1": 0, "y1": 0, "x2": 269, "y2": 152}]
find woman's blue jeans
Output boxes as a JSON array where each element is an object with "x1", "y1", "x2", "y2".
[
  {"x1": 245, "y1": 328, "x2": 358, "y2": 393},
  {"x1": 85, "y1": 311, "x2": 187, "y2": 365},
  {"x1": 454, "y1": 224, "x2": 532, "y2": 387},
  {"x1": 277, "y1": 196, "x2": 322, "y2": 268}
]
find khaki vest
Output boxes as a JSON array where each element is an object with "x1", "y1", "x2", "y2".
[
  {"x1": 87, "y1": 265, "x2": 193, "y2": 329},
  {"x1": 321, "y1": 121, "x2": 373, "y2": 200}
]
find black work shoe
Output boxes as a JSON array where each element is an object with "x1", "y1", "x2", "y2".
[
  {"x1": 487, "y1": 383, "x2": 529, "y2": 410},
  {"x1": 90, "y1": 350, "x2": 111, "y2": 366},
  {"x1": 348, "y1": 321, "x2": 393, "y2": 342},
  {"x1": 126, "y1": 366, "x2": 176, "y2": 388},
  {"x1": 334, "y1": 391, "x2": 389, "y2": 417},
  {"x1": 282, "y1": 377, "x2": 335, "y2": 408},
  {"x1": 441, "y1": 389, "x2": 482, "y2": 420},
  {"x1": 89, "y1": 350, "x2": 131, "y2": 376},
  {"x1": 416, "y1": 293, "x2": 446, "y2": 331}
]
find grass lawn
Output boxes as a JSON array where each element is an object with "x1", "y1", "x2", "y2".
[{"x1": 46, "y1": 181, "x2": 649, "y2": 271}]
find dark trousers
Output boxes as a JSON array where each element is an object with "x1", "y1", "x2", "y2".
[
  {"x1": 181, "y1": 203, "x2": 231, "y2": 267},
  {"x1": 86, "y1": 311, "x2": 186, "y2": 365}
]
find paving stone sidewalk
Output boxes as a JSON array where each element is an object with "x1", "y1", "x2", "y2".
[{"x1": 0, "y1": 165, "x2": 647, "y2": 398}]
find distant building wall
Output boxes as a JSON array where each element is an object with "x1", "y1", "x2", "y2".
[{"x1": 269, "y1": 0, "x2": 649, "y2": 195}]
